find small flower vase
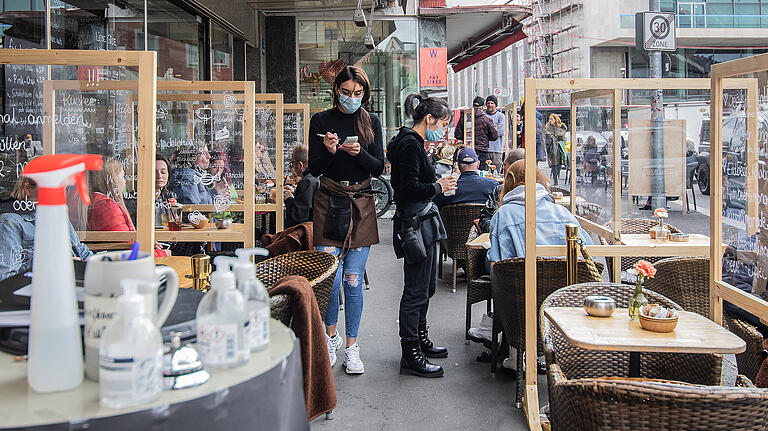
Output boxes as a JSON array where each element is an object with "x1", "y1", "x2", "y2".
[
  {"x1": 650, "y1": 219, "x2": 670, "y2": 241},
  {"x1": 628, "y1": 279, "x2": 648, "y2": 321}
]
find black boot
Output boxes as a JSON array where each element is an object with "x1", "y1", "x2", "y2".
[
  {"x1": 400, "y1": 340, "x2": 444, "y2": 378},
  {"x1": 418, "y1": 324, "x2": 448, "y2": 358}
]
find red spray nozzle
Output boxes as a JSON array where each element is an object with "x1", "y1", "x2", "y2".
[{"x1": 23, "y1": 155, "x2": 104, "y2": 206}]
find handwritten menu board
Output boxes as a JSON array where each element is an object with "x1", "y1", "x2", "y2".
[
  {"x1": 255, "y1": 105, "x2": 277, "y2": 183},
  {"x1": 3, "y1": 37, "x2": 45, "y2": 138},
  {"x1": 283, "y1": 111, "x2": 305, "y2": 174}
]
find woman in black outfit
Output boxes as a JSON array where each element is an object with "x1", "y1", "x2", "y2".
[
  {"x1": 309, "y1": 66, "x2": 385, "y2": 375},
  {"x1": 387, "y1": 94, "x2": 456, "y2": 377}
]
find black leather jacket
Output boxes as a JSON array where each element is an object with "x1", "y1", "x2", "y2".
[{"x1": 478, "y1": 183, "x2": 502, "y2": 233}]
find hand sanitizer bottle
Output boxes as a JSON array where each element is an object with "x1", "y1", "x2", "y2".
[
  {"x1": 234, "y1": 248, "x2": 270, "y2": 352},
  {"x1": 196, "y1": 257, "x2": 249, "y2": 369},
  {"x1": 99, "y1": 279, "x2": 163, "y2": 408}
]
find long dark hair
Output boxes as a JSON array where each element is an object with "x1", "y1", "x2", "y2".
[
  {"x1": 404, "y1": 93, "x2": 452, "y2": 125},
  {"x1": 332, "y1": 66, "x2": 374, "y2": 149}
]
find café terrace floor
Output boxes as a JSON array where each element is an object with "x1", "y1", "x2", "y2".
[{"x1": 309, "y1": 216, "x2": 738, "y2": 431}]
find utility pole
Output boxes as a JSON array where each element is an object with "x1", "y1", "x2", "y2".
[{"x1": 649, "y1": 0, "x2": 666, "y2": 209}]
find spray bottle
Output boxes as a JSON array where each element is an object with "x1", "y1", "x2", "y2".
[
  {"x1": 196, "y1": 257, "x2": 249, "y2": 369},
  {"x1": 233, "y1": 248, "x2": 270, "y2": 352},
  {"x1": 99, "y1": 279, "x2": 163, "y2": 408},
  {"x1": 22, "y1": 154, "x2": 103, "y2": 393}
]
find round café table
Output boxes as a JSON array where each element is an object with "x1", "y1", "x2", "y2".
[{"x1": 0, "y1": 320, "x2": 308, "y2": 431}]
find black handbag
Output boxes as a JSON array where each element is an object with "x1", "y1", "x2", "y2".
[
  {"x1": 398, "y1": 226, "x2": 427, "y2": 264},
  {"x1": 324, "y1": 192, "x2": 351, "y2": 242}
]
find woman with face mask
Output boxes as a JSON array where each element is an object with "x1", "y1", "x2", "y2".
[
  {"x1": 308, "y1": 66, "x2": 385, "y2": 376},
  {"x1": 387, "y1": 94, "x2": 457, "y2": 377}
]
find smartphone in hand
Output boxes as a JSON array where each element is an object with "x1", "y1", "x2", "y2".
[{"x1": 340, "y1": 136, "x2": 359, "y2": 147}]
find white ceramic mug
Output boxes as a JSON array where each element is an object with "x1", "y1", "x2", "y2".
[{"x1": 83, "y1": 250, "x2": 179, "y2": 381}]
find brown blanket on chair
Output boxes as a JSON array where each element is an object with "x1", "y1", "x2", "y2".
[
  {"x1": 261, "y1": 222, "x2": 313, "y2": 256},
  {"x1": 271, "y1": 275, "x2": 336, "y2": 421}
]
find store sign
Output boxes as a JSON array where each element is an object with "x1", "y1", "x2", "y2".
[{"x1": 419, "y1": 47, "x2": 447, "y2": 88}]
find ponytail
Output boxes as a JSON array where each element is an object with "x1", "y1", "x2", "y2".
[{"x1": 404, "y1": 93, "x2": 452, "y2": 126}]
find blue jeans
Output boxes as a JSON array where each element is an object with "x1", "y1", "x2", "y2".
[{"x1": 318, "y1": 246, "x2": 370, "y2": 338}]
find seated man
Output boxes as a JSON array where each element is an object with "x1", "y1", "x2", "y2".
[
  {"x1": 0, "y1": 176, "x2": 92, "y2": 281},
  {"x1": 477, "y1": 148, "x2": 526, "y2": 233},
  {"x1": 284, "y1": 145, "x2": 319, "y2": 228},
  {"x1": 433, "y1": 147, "x2": 498, "y2": 208}
]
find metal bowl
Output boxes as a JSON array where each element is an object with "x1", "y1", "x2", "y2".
[{"x1": 583, "y1": 295, "x2": 616, "y2": 317}]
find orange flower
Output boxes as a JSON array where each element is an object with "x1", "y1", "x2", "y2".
[
  {"x1": 634, "y1": 260, "x2": 657, "y2": 279},
  {"x1": 653, "y1": 208, "x2": 668, "y2": 218}
]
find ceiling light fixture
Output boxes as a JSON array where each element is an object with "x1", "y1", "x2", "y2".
[
  {"x1": 353, "y1": 0, "x2": 367, "y2": 27},
  {"x1": 364, "y1": 1, "x2": 376, "y2": 49}
]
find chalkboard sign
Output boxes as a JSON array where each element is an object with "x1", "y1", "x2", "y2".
[{"x1": 3, "y1": 37, "x2": 45, "y2": 138}]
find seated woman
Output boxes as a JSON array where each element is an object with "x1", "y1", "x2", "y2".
[
  {"x1": 0, "y1": 175, "x2": 92, "y2": 281},
  {"x1": 487, "y1": 160, "x2": 591, "y2": 267},
  {"x1": 169, "y1": 144, "x2": 213, "y2": 204},
  {"x1": 87, "y1": 159, "x2": 169, "y2": 257},
  {"x1": 208, "y1": 151, "x2": 238, "y2": 202}
]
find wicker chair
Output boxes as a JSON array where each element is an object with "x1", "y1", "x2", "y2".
[
  {"x1": 540, "y1": 283, "x2": 722, "y2": 387},
  {"x1": 725, "y1": 315, "x2": 765, "y2": 382},
  {"x1": 600, "y1": 218, "x2": 682, "y2": 281},
  {"x1": 491, "y1": 257, "x2": 604, "y2": 407},
  {"x1": 255, "y1": 250, "x2": 338, "y2": 318},
  {"x1": 643, "y1": 257, "x2": 710, "y2": 317},
  {"x1": 439, "y1": 203, "x2": 484, "y2": 293},
  {"x1": 465, "y1": 225, "x2": 492, "y2": 344},
  {"x1": 270, "y1": 294, "x2": 293, "y2": 326},
  {"x1": 547, "y1": 367, "x2": 768, "y2": 431}
]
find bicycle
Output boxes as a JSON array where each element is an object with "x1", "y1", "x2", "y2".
[{"x1": 370, "y1": 174, "x2": 393, "y2": 217}]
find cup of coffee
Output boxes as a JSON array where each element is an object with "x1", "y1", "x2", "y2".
[{"x1": 83, "y1": 251, "x2": 179, "y2": 380}]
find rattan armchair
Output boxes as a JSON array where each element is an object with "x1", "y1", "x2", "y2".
[
  {"x1": 465, "y1": 225, "x2": 492, "y2": 344},
  {"x1": 270, "y1": 294, "x2": 293, "y2": 326},
  {"x1": 540, "y1": 283, "x2": 722, "y2": 386},
  {"x1": 255, "y1": 250, "x2": 338, "y2": 318},
  {"x1": 547, "y1": 366, "x2": 768, "y2": 431},
  {"x1": 439, "y1": 203, "x2": 484, "y2": 293},
  {"x1": 643, "y1": 257, "x2": 710, "y2": 317},
  {"x1": 724, "y1": 314, "x2": 765, "y2": 382},
  {"x1": 600, "y1": 218, "x2": 682, "y2": 281},
  {"x1": 491, "y1": 257, "x2": 604, "y2": 407}
]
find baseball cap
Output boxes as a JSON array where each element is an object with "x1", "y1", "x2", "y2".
[
  {"x1": 472, "y1": 96, "x2": 485, "y2": 107},
  {"x1": 457, "y1": 147, "x2": 479, "y2": 164}
]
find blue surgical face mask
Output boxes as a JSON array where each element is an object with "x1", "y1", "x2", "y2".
[
  {"x1": 338, "y1": 94, "x2": 362, "y2": 113},
  {"x1": 425, "y1": 121, "x2": 445, "y2": 142}
]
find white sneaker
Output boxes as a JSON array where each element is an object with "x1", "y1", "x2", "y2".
[
  {"x1": 343, "y1": 343, "x2": 365, "y2": 374},
  {"x1": 326, "y1": 333, "x2": 343, "y2": 367},
  {"x1": 467, "y1": 314, "x2": 494, "y2": 342},
  {"x1": 502, "y1": 356, "x2": 515, "y2": 370}
]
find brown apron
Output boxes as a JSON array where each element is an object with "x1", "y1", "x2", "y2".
[{"x1": 313, "y1": 176, "x2": 379, "y2": 249}]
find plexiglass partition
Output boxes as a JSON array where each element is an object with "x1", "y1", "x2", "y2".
[
  {"x1": 283, "y1": 103, "x2": 309, "y2": 184},
  {"x1": 253, "y1": 93, "x2": 284, "y2": 232},
  {"x1": 0, "y1": 49, "x2": 157, "y2": 256}
]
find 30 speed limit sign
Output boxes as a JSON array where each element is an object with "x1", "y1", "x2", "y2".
[{"x1": 638, "y1": 12, "x2": 676, "y2": 51}]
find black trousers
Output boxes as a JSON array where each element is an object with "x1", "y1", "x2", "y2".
[
  {"x1": 398, "y1": 240, "x2": 438, "y2": 342},
  {"x1": 477, "y1": 150, "x2": 489, "y2": 170}
]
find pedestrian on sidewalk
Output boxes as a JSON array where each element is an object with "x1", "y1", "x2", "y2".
[
  {"x1": 485, "y1": 95, "x2": 506, "y2": 168},
  {"x1": 454, "y1": 97, "x2": 498, "y2": 167},
  {"x1": 387, "y1": 93, "x2": 457, "y2": 378},
  {"x1": 309, "y1": 66, "x2": 385, "y2": 375}
]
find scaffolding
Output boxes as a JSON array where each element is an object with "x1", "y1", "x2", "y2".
[{"x1": 523, "y1": 0, "x2": 582, "y2": 105}]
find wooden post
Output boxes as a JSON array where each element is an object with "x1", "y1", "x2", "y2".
[
  {"x1": 243, "y1": 83, "x2": 256, "y2": 248},
  {"x1": 137, "y1": 52, "x2": 157, "y2": 254}
]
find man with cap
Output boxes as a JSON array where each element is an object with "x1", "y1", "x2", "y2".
[
  {"x1": 454, "y1": 97, "x2": 499, "y2": 168},
  {"x1": 433, "y1": 147, "x2": 499, "y2": 208},
  {"x1": 485, "y1": 95, "x2": 506, "y2": 168}
]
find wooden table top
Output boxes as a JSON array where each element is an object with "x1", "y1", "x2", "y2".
[
  {"x1": 543, "y1": 307, "x2": 745, "y2": 354},
  {"x1": 156, "y1": 256, "x2": 193, "y2": 288},
  {"x1": 466, "y1": 232, "x2": 491, "y2": 250},
  {"x1": 155, "y1": 223, "x2": 245, "y2": 242}
]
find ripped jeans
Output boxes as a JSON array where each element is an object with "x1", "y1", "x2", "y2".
[{"x1": 318, "y1": 245, "x2": 370, "y2": 338}]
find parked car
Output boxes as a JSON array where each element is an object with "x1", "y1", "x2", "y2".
[{"x1": 696, "y1": 111, "x2": 768, "y2": 196}]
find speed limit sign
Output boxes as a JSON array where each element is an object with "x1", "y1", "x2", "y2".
[{"x1": 636, "y1": 12, "x2": 676, "y2": 51}]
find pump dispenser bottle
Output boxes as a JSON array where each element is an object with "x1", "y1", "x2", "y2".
[
  {"x1": 22, "y1": 154, "x2": 103, "y2": 393},
  {"x1": 232, "y1": 248, "x2": 270, "y2": 352},
  {"x1": 99, "y1": 279, "x2": 163, "y2": 408},
  {"x1": 196, "y1": 257, "x2": 249, "y2": 369}
]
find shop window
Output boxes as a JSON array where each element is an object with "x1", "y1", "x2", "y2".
[
  {"x1": 0, "y1": 0, "x2": 45, "y2": 47},
  {"x1": 50, "y1": 0, "x2": 143, "y2": 51},
  {"x1": 212, "y1": 23, "x2": 233, "y2": 81},
  {"x1": 298, "y1": 19, "x2": 418, "y2": 143},
  {"x1": 146, "y1": 0, "x2": 204, "y2": 80}
]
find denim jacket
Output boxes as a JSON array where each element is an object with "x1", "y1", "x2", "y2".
[
  {"x1": 488, "y1": 183, "x2": 591, "y2": 262},
  {"x1": 0, "y1": 212, "x2": 92, "y2": 281},
  {"x1": 168, "y1": 167, "x2": 213, "y2": 205}
]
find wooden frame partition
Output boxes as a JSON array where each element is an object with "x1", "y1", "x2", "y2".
[
  {"x1": 0, "y1": 49, "x2": 158, "y2": 253},
  {"x1": 521, "y1": 77, "x2": 759, "y2": 430},
  {"x1": 461, "y1": 107, "x2": 475, "y2": 148},
  {"x1": 254, "y1": 93, "x2": 285, "y2": 232},
  {"x1": 504, "y1": 101, "x2": 518, "y2": 151},
  {"x1": 709, "y1": 53, "x2": 768, "y2": 326}
]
